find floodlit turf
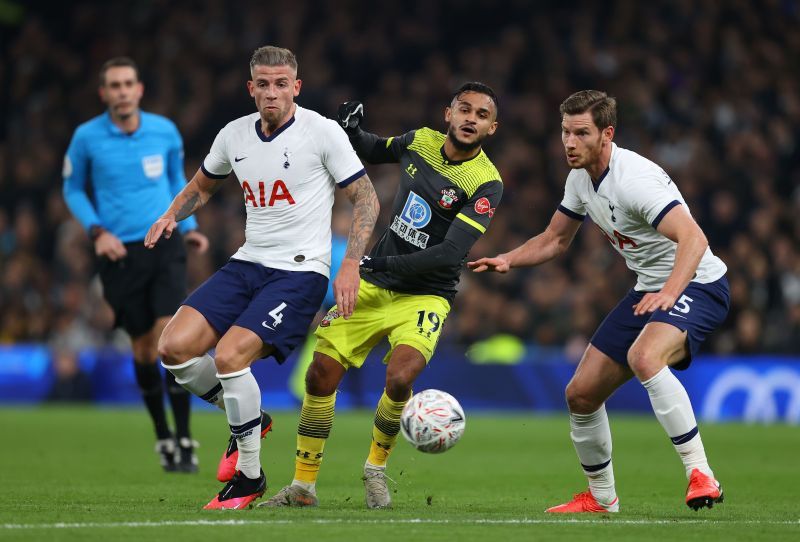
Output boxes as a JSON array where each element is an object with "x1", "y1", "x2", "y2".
[{"x1": 1, "y1": 406, "x2": 798, "y2": 542}]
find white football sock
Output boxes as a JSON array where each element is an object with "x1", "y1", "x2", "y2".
[
  {"x1": 570, "y1": 406, "x2": 617, "y2": 505},
  {"x1": 218, "y1": 367, "x2": 262, "y2": 480},
  {"x1": 642, "y1": 366, "x2": 713, "y2": 478},
  {"x1": 163, "y1": 354, "x2": 224, "y2": 409}
]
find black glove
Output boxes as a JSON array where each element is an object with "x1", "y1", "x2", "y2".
[
  {"x1": 359, "y1": 255, "x2": 387, "y2": 273},
  {"x1": 337, "y1": 101, "x2": 364, "y2": 135}
]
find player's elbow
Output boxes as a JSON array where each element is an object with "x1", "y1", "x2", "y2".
[{"x1": 552, "y1": 234, "x2": 572, "y2": 257}]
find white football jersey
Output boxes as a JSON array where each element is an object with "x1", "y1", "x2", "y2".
[
  {"x1": 201, "y1": 106, "x2": 365, "y2": 277},
  {"x1": 559, "y1": 143, "x2": 727, "y2": 291}
]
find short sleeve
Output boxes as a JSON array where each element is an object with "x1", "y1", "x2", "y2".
[
  {"x1": 558, "y1": 173, "x2": 587, "y2": 221},
  {"x1": 622, "y1": 171, "x2": 682, "y2": 228},
  {"x1": 201, "y1": 127, "x2": 232, "y2": 179},
  {"x1": 454, "y1": 180, "x2": 503, "y2": 235},
  {"x1": 319, "y1": 119, "x2": 366, "y2": 187}
]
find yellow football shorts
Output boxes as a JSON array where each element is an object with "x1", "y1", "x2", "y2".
[{"x1": 314, "y1": 279, "x2": 451, "y2": 369}]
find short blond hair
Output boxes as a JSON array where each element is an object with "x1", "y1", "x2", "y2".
[{"x1": 250, "y1": 46, "x2": 298, "y2": 75}]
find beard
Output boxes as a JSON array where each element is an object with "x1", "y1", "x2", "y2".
[{"x1": 447, "y1": 125, "x2": 483, "y2": 152}]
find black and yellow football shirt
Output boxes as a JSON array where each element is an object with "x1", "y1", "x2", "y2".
[{"x1": 353, "y1": 127, "x2": 502, "y2": 302}]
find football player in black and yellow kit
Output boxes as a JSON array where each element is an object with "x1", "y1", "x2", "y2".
[{"x1": 261, "y1": 83, "x2": 502, "y2": 509}]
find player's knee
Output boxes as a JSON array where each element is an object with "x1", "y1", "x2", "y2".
[
  {"x1": 385, "y1": 368, "x2": 415, "y2": 400},
  {"x1": 157, "y1": 331, "x2": 185, "y2": 365},
  {"x1": 213, "y1": 347, "x2": 249, "y2": 375},
  {"x1": 565, "y1": 380, "x2": 601, "y2": 414},
  {"x1": 627, "y1": 346, "x2": 656, "y2": 378},
  {"x1": 305, "y1": 359, "x2": 337, "y2": 396}
]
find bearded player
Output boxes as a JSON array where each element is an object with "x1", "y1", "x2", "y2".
[
  {"x1": 263, "y1": 83, "x2": 502, "y2": 509},
  {"x1": 470, "y1": 90, "x2": 728, "y2": 513}
]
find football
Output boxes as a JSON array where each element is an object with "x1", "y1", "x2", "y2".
[{"x1": 400, "y1": 389, "x2": 466, "y2": 453}]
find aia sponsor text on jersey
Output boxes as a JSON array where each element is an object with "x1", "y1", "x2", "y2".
[{"x1": 241, "y1": 179, "x2": 296, "y2": 207}]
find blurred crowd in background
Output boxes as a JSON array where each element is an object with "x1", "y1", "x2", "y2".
[{"x1": 1, "y1": 0, "x2": 799, "y2": 363}]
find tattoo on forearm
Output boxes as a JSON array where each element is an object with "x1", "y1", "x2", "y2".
[
  {"x1": 176, "y1": 193, "x2": 201, "y2": 221},
  {"x1": 344, "y1": 177, "x2": 379, "y2": 260}
]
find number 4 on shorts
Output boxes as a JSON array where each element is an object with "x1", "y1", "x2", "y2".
[{"x1": 263, "y1": 302, "x2": 287, "y2": 330}]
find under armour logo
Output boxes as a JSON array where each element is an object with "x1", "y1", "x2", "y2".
[
  {"x1": 609, "y1": 202, "x2": 616, "y2": 222},
  {"x1": 406, "y1": 164, "x2": 417, "y2": 177},
  {"x1": 283, "y1": 147, "x2": 291, "y2": 169}
]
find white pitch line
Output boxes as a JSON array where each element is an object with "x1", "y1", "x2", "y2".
[{"x1": 2, "y1": 518, "x2": 799, "y2": 529}]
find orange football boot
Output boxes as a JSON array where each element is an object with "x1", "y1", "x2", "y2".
[
  {"x1": 686, "y1": 468, "x2": 723, "y2": 510},
  {"x1": 546, "y1": 490, "x2": 619, "y2": 513},
  {"x1": 204, "y1": 470, "x2": 266, "y2": 510}
]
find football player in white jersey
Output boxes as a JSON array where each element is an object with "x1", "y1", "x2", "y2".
[
  {"x1": 144, "y1": 46, "x2": 379, "y2": 509},
  {"x1": 469, "y1": 90, "x2": 729, "y2": 513}
]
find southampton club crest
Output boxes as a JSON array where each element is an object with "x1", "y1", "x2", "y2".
[
  {"x1": 438, "y1": 187, "x2": 459, "y2": 209},
  {"x1": 319, "y1": 308, "x2": 342, "y2": 327}
]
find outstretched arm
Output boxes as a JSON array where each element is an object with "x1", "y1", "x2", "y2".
[
  {"x1": 144, "y1": 169, "x2": 224, "y2": 248},
  {"x1": 334, "y1": 174, "x2": 380, "y2": 318},
  {"x1": 361, "y1": 221, "x2": 479, "y2": 275},
  {"x1": 468, "y1": 210, "x2": 581, "y2": 273}
]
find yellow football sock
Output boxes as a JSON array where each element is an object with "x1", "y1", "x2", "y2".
[
  {"x1": 294, "y1": 391, "x2": 336, "y2": 484},
  {"x1": 367, "y1": 389, "x2": 411, "y2": 467}
]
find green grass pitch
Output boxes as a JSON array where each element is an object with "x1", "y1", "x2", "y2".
[{"x1": 1, "y1": 406, "x2": 798, "y2": 541}]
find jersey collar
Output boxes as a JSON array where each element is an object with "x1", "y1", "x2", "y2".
[
  {"x1": 255, "y1": 115, "x2": 295, "y2": 142},
  {"x1": 103, "y1": 110, "x2": 143, "y2": 137},
  {"x1": 439, "y1": 145, "x2": 482, "y2": 166},
  {"x1": 591, "y1": 142, "x2": 617, "y2": 192}
]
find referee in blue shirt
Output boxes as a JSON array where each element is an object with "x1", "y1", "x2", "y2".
[{"x1": 63, "y1": 57, "x2": 209, "y2": 473}]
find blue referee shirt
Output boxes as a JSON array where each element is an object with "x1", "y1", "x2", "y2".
[{"x1": 63, "y1": 110, "x2": 198, "y2": 243}]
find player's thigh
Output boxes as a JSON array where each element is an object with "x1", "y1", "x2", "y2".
[
  {"x1": 235, "y1": 269, "x2": 328, "y2": 365},
  {"x1": 159, "y1": 305, "x2": 220, "y2": 364},
  {"x1": 627, "y1": 322, "x2": 689, "y2": 380},
  {"x1": 182, "y1": 259, "x2": 265, "y2": 338},
  {"x1": 384, "y1": 292, "x2": 450, "y2": 365},
  {"x1": 638, "y1": 276, "x2": 731, "y2": 375},
  {"x1": 567, "y1": 344, "x2": 634, "y2": 414},
  {"x1": 315, "y1": 280, "x2": 390, "y2": 370}
]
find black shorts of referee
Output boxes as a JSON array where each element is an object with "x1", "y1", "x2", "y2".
[{"x1": 97, "y1": 232, "x2": 187, "y2": 338}]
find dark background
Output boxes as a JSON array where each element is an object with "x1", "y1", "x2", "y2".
[{"x1": 1, "y1": 0, "x2": 798, "y2": 360}]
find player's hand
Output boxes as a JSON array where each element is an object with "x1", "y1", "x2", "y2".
[
  {"x1": 94, "y1": 231, "x2": 127, "y2": 261},
  {"x1": 337, "y1": 101, "x2": 364, "y2": 134},
  {"x1": 144, "y1": 215, "x2": 178, "y2": 249},
  {"x1": 467, "y1": 255, "x2": 511, "y2": 273},
  {"x1": 184, "y1": 230, "x2": 209, "y2": 254},
  {"x1": 632, "y1": 291, "x2": 678, "y2": 316},
  {"x1": 333, "y1": 258, "x2": 361, "y2": 320}
]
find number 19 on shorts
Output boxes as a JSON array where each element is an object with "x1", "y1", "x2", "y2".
[{"x1": 416, "y1": 310, "x2": 441, "y2": 338}]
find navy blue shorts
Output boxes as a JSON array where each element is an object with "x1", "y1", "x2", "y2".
[
  {"x1": 590, "y1": 276, "x2": 730, "y2": 370},
  {"x1": 183, "y1": 259, "x2": 328, "y2": 363}
]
